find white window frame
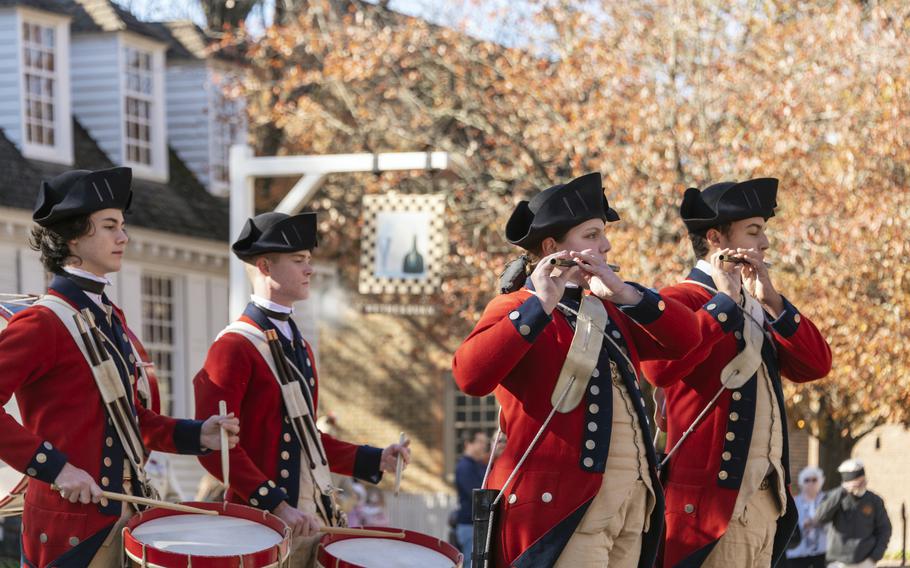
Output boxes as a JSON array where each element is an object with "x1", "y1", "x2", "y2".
[
  {"x1": 17, "y1": 7, "x2": 72, "y2": 165},
  {"x1": 139, "y1": 271, "x2": 185, "y2": 417},
  {"x1": 207, "y1": 65, "x2": 246, "y2": 196},
  {"x1": 119, "y1": 33, "x2": 167, "y2": 181}
]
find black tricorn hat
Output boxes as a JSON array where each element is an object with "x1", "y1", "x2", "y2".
[
  {"x1": 505, "y1": 172, "x2": 620, "y2": 250},
  {"x1": 232, "y1": 212, "x2": 318, "y2": 261},
  {"x1": 33, "y1": 167, "x2": 133, "y2": 227},
  {"x1": 680, "y1": 178, "x2": 778, "y2": 235}
]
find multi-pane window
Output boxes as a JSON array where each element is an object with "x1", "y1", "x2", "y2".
[
  {"x1": 452, "y1": 390, "x2": 499, "y2": 461},
  {"x1": 124, "y1": 47, "x2": 154, "y2": 165},
  {"x1": 141, "y1": 274, "x2": 175, "y2": 415},
  {"x1": 22, "y1": 21, "x2": 56, "y2": 147}
]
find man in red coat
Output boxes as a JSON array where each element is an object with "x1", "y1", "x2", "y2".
[
  {"x1": 642, "y1": 178, "x2": 832, "y2": 568},
  {"x1": 0, "y1": 168, "x2": 239, "y2": 567},
  {"x1": 194, "y1": 211, "x2": 411, "y2": 567},
  {"x1": 453, "y1": 172, "x2": 704, "y2": 568}
]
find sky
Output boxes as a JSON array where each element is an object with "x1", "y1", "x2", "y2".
[{"x1": 114, "y1": 0, "x2": 540, "y2": 45}]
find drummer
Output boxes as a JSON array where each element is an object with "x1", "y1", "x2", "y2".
[
  {"x1": 0, "y1": 167, "x2": 240, "y2": 567},
  {"x1": 453, "y1": 172, "x2": 702, "y2": 567},
  {"x1": 194, "y1": 211, "x2": 411, "y2": 566}
]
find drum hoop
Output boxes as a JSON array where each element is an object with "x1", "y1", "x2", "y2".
[
  {"x1": 123, "y1": 502, "x2": 291, "y2": 567},
  {"x1": 317, "y1": 526, "x2": 463, "y2": 567}
]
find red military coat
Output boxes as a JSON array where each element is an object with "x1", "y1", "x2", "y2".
[
  {"x1": 194, "y1": 304, "x2": 382, "y2": 513},
  {"x1": 641, "y1": 267, "x2": 832, "y2": 568},
  {"x1": 0, "y1": 276, "x2": 203, "y2": 567},
  {"x1": 453, "y1": 283, "x2": 701, "y2": 568}
]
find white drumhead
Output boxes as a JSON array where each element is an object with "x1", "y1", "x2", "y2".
[
  {"x1": 132, "y1": 514, "x2": 284, "y2": 556},
  {"x1": 324, "y1": 538, "x2": 455, "y2": 568}
]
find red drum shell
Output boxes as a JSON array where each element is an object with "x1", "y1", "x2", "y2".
[
  {"x1": 123, "y1": 502, "x2": 291, "y2": 567},
  {"x1": 316, "y1": 527, "x2": 463, "y2": 568}
]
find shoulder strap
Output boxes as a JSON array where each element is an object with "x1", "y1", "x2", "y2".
[
  {"x1": 551, "y1": 295, "x2": 607, "y2": 413},
  {"x1": 219, "y1": 322, "x2": 284, "y2": 382}
]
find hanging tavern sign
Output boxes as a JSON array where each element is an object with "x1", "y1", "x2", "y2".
[{"x1": 358, "y1": 193, "x2": 446, "y2": 296}]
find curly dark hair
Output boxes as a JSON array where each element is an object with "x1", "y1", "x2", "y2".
[
  {"x1": 689, "y1": 222, "x2": 732, "y2": 260},
  {"x1": 28, "y1": 215, "x2": 94, "y2": 273}
]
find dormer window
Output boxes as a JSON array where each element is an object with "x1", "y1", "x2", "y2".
[
  {"x1": 17, "y1": 9, "x2": 72, "y2": 164},
  {"x1": 22, "y1": 22, "x2": 56, "y2": 147},
  {"x1": 124, "y1": 46, "x2": 154, "y2": 166}
]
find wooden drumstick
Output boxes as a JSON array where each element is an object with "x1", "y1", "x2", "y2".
[
  {"x1": 101, "y1": 491, "x2": 218, "y2": 516},
  {"x1": 219, "y1": 400, "x2": 230, "y2": 500},
  {"x1": 394, "y1": 432, "x2": 405, "y2": 497},
  {"x1": 321, "y1": 526, "x2": 406, "y2": 539}
]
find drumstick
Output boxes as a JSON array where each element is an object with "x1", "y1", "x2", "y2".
[
  {"x1": 394, "y1": 432, "x2": 405, "y2": 497},
  {"x1": 100, "y1": 491, "x2": 218, "y2": 516},
  {"x1": 321, "y1": 526, "x2": 406, "y2": 539},
  {"x1": 218, "y1": 400, "x2": 230, "y2": 500}
]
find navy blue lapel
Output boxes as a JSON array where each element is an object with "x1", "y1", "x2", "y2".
[
  {"x1": 686, "y1": 266, "x2": 716, "y2": 288},
  {"x1": 245, "y1": 303, "x2": 315, "y2": 411}
]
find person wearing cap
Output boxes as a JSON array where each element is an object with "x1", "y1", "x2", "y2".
[
  {"x1": 193, "y1": 211, "x2": 411, "y2": 567},
  {"x1": 0, "y1": 168, "x2": 239, "y2": 567},
  {"x1": 813, "y1": 459, "x2": 891, "y2": 568},
  {"x1": 453, "y1": 172, "x2": 701, "y2": 568},
  {"x1": 785, "y1": 466, "x2": 827, "y2": 568},
  {"x1": 641, "y1": 178, "x2": 832, "y2": 567}
]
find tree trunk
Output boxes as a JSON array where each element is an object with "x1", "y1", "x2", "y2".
[{"x1": 815, "y1": 397, "x2": 857, "y2": 491}]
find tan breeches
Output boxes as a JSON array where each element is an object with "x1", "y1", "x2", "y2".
[
  {"x1": 702, "y1": 487, "x2": 782, "y2": 568},
  {"x1": 554, "y1": 479, "x2": 649, "y2": 568}
]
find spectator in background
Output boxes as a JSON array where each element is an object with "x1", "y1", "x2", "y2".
[
  {"x1": 348, "y1": 482, "x2": 390, "y2": 527},
  {"x1": 786, "y1": 466, "x2": 827, "y2": 568},
  {"x1": 814, "y1": 459, "x2": 891, "y2": 568},
  {"x1": 454, "y1": 430, "x2": 491, "y2": 568}
]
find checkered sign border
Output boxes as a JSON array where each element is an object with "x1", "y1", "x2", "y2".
[{"x1": 358, "y1": 193, "x2": 446, "y2": 295}]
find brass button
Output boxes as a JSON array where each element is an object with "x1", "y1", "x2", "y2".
[
  {"x1": 589, "y1": 404, "x2": 599, "y2": 414},
  {"x1": 725, "y1": 432, "x2": 735, "y2": 441},
  {"x1": 259, "y1": 486, "x2": 269, "y2": 496},
  {"x1": 707, "y1": 303, "x2": 717, "y2": 311},
  {"x1": 732, "y1": 392, "x2": 742, "y2": 401},
  {"x1": 26, "y1": 468, "x2": 37, "y2": 477},
  {"x1": 794, "y1": 314, "x2": 801, "y2": 323},
  {"x1": 268, "y1": 480, "x2": 277, "y2": 488},
  {"x1": 309, "y1": 378, "x2": 315, "y2": 386},
  {"x1": 657, "y1": 300, "x2": 666, "y2": 311},
  {"x1": 612, "y1": 330, "x2": 621, "y2": 339},
  {"x1": 283, "y1": 433, "x2": 292, "y2": 442},
  {"x1": 519, "y1": 324, "x2": 531, "y2": 336},
  {"x1": 590, "y1": 385, "x2": 600, "y2": 395},
  {"x1": 69, "y1": 536, "x2": 79, "y2": 546},
  {"x1": 39, "y1": 533, "x2": 48, "y2": 543},
  {"x1": 587, "y1": 422, "x2": 598, "y2": 432},
  {"x1": 585, "y1": 440, "x2": 596, "y2": 450},
  {"x1": 541, "y1": 492, "x2": 553, "y2": 503},
  {"x1": 101, "y1": 477, "x2": 109, "y2": 486},
  {"x1": 729, "y1": 412, "x2": 739, "y2": 422},
  {"x1": 106, "y1": 437, "x2": 114, "y2": 447},
  {"x1": 104, "y1": 457, "x2": 112, "y2": 467},
  {"x1": 281, "y1": 469, "x2": 289, "y2": 478},
  {"x1": 718, "y1": 313, "x2": 728, "y2": 323},
  {"x1": 281, "y1": 451, "x2": 290, "y2": 460},
  {"x1": 36, "y1": 453, "x2": 47, "y2": 464},
  {"x1": 684, "y1": 504, "x2": 695, "y2": 514},
  {"x1": 735, "y1": 331, "x2": 743, "y2": 340},
  {"x1": 507, "y1": 494, "x2": 517, "y2": 504},
  {"x1": 718, "y1": 471, "x2": 729, "y2": 480},
  {"x1": 722, "y1": 451, "x2": 732, "y2": 461},
  {"x1": 592, "y1": 368, "x2": 600, "y2": 378},
  {"x1": 43, "y1": 441, "x2": 53, "y2": 450},
  {"x1": 250, "y1": 498, "x2": 259, "y2": 506},
  {"x1": 509, "y1": 311, "x2": 520, "y2": 320},
  {"x1": 583, "y1": 457, "x2": 594, "y2": 468}
]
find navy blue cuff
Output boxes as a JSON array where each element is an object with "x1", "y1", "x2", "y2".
[
  {"x1": 769, "y1": 296, "x2": 800, "y2": 338},
  {"x1": 353, "y1": 445, "x2": 383, "y2": 484},
  {"x1": 703, "y1": 293, "x2": 743, "y2": 334},
  {"x1": 173, "y1": 419, "x2": 205, "y2": 455},
  {"x1": 510, "y1": 295, "x2": 552, "y2": 343},
  {"x1": 248, "y1": 480, "x2": 288, "y2": 511},
  {"x1": 25, "y1": 441, "x2": 67, "y2": 484},
  {"x1": 618, "y1": 283, "x2": 666, "y2": 325}
]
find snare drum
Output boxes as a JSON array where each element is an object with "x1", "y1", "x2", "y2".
[
  {"x1": 316, "y1": 527, "x2": 463, "y2": 568},
  {"x1": 0, "y1": 296, "x2": 33, "y2": 518},
  {"x1": 123, "y1": 502, "x2": 291, "y2": 567}
]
